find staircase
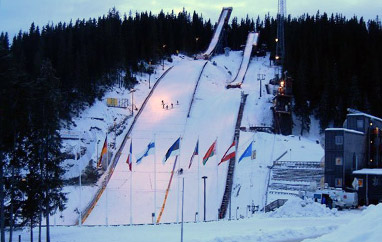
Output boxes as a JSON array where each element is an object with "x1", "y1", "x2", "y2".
[{"x1": 219, "y1": 93, "x2": 248, "y2": 219}]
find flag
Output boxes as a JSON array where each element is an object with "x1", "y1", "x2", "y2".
[
  {"x1": 163, "y1": 137, "x2": 180, "y2": 163},
  {"x1": 97, "y1": 137, "x2": 108, "y2": 168},
  {"x1": 238, "y1": 141, "x2": 253, "y2": 163},
  {"x1": 126, "y1": 141, "x2": 132, "y2": 171},
  {"x1": 219, "y1": 141, "x2": 235, "y2": 166},
  {"x1": 188, "y1": 139, "x2": 199, "y2": 169},
  {"x1": 203, "y1": 140, "x2": 216, "y2": 165},
  {"x1": 136, "y1": 141, "x2": 155, "y2": 164}
]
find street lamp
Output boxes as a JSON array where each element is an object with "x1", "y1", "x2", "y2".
[
  {"x1": 162, "y1": 44, "x2": 166, "y2": 70},
  {"x1": 195, "y1": 37, "x2": 199, "y2": 52},
  {"x1": 148, "y1": 61, "x2": 152, "y2": 89},
  {"x1": 130, "y1": 88, "x2": 136, "y2": 115},
  {"x1": 202, "y1": 176, "x2": 208, "y2": 222}
]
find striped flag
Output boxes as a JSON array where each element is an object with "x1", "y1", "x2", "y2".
[
  {"x1": 126, "y1": 141, "x2": 132, "y2": 171},
  {"x1": 219, "y1": 141, "x2": 235, "y2": 166},
  {"x1": 163, "y1": 137, "x2": 180, "y2": 163},
  {"x1": 203, "y1": 140, "x2": 216, "y2": 165},
  {"x1": 97, "y1": 137, "x2": 108, "y2": 168},
  {"x1": 136, "y1": 141, "x2": 155, "y2": 164},
  {"x1": 188, "y1": 139, "x2": 199, "y2": 169}
]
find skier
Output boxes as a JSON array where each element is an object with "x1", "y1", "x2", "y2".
[
  {"x1": 166, "y1": 105, "x2": 168, "y2": 110},
  {"x1": 176, "y1": 100, "x2": 179, "y2": 105},
  {"x1": 171, "y1": 103, "x2": 173, "y2": 109},
  {"x1": 162, "y1": 103, "x2": 165, "y2": 109}
]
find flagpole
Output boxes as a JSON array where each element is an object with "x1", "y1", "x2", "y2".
[
  {"x1": 154, "y1": 134, "x2": 157, "y2": 224},
  {"x1": 105, "y1": 132, "x2": 109, "y2": 226},
  {"x1": 130, "y1": 140, "x2": 133, "y2": 226},
  {"x1": 216, "y1": 137, "x2": 219, "y2": 221},
  {"x1": 176, "y1": 136, "x2": 181, "y2": 223},
  {"x1": 197, "y1": 137, "x2": 200, "y2": 222}
]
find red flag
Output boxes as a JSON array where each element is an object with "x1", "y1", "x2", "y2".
[
  {"x1": 203, "y1": 140, "x2": 216, "y2": 165},
  {"x1": 97, "y1": 137, "x2": 108, "y2": 168},
  {"x1": 219, "y1": 141, "x2": 235, "y2": 166}
]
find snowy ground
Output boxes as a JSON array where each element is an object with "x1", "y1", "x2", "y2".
[{"x1": 12, "y1": 199, "x2": 372, "y2": 242}]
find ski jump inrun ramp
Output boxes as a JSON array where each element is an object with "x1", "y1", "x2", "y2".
[
  {"x1": 227, "y1": 32, "x2": 259, "y2": 87},
  {"x1": 197, "y1": 7, "x2": 232, "y2": 59}
]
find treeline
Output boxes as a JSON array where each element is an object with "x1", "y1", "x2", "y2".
[{"x1": 283, "y1": 13, "x2": 382, "y2": 131}]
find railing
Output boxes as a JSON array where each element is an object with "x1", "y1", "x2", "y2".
[{"x1": 187, "y1": 61, "x2": 208, "y2": 118}]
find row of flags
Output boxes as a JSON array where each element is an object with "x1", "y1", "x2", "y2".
[{"x1": 124, "y1": 137, "x2": 256, "y2": 171}]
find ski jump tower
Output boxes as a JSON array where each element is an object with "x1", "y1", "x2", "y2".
[{"x1": 275, "y1": 0, "x2": 286, "y2": 65}]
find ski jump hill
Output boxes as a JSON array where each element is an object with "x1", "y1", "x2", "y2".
[
  {"x1": 196, "y1": 7, "x2": 232, "y2": 59},
  {"x1": 79, "y1": 6, "x2": 264, "y2": 226},
  {"x1": 226, "y1": 32, "x2": 259, "y2": 88}
]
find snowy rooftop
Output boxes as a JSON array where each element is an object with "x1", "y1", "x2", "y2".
[
  {"x1": 325, "y1": 128, "x2": 364, "y2": 135},
  {"x1": 347, "y1": 113, "x2": 382, "y2": 123},
  {"x1": 353, "y1": 169, "x2": 382, "y2": 175}
]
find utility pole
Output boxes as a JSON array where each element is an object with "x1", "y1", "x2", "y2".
[
  {"x1": 257, "y1": 74, "x2": 265, "y2": 98},
  {"x1": 202, "y1": 176, "x2": 208, "y2": 221}
]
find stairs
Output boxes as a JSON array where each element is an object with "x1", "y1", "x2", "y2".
[{"x1": 219, "y1": 93, "x2": 248, "y2": 219}]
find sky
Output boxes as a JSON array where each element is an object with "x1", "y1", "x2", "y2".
[{"x1": 0, "y1": 0, "x2": 381, "y2": 38}]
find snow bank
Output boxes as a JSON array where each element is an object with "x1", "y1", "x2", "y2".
[
  {"x1": 269, "y1": 198, "x2": 337, "y2": 218},
  {"x1": 306, "y1": 204, "x2": 382, "y2": 242}
]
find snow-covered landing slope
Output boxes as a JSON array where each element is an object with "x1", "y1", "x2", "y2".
[{"x1": 84, "y1": 58, "x2": 208, "y2": 225}]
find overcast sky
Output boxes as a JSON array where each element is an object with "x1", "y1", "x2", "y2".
[{"x1": 1, "y1": 0, "x2": 381, "y2": 38}]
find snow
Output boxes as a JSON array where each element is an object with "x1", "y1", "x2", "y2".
[
  {"x1": 203, "y1": 8, "x2": 230, "y2": 56},
  {"x1": 325, "y1": 128, "x2": 364, "y2": 135},
  {"x1": 353, "y1": 169, "x2": 382, "y2": 175},
  {"x1": 268, "y1": 198, "x2": 337, "y2": 218},
  {"x1": 306, "y1": 204, "x2": 382, "y2": 242},
  {"x1": 11, "y1": 209, "x2": 361, "y2": 242}
]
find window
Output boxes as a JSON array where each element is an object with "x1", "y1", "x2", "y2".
[
  {"x1": 335, "y1": 157, "x2": 343, "y2": 165},
  {"x1": 335, "y1": 178, "x2": 342, "y2": 187},
  {"x1": 335, "y1": 136, "x2": 344, "y2": 145},
  {"x1": 358, "y1": 179, "x2": 364, "y2": 188},
  {"x1": 357, "y1": 119, "x2": 364, "y2": 129}
]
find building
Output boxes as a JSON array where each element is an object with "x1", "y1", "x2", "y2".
[
  {"x1": 353, "y1": 169, "x2": 382, "y2": 205},
  {"x1": 324, "y1": 111, "x2": 382, "y2": 204}
]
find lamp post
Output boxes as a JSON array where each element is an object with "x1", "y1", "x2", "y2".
[
  {"x1": 130, "y1": 88, "x2": 136, "y2": 116},
  {"x1": 202, "y1": 176, "x2": 208, "y2": 222},
  {"x1": 195, "y1": 37, "x2": 199, "y2": 52},
  {"x1": 148, "y1": 61, "x2": 152, "y2": 89},
  {"x1": 162, "y1": 44, "x2": 166, "y2": 70}
]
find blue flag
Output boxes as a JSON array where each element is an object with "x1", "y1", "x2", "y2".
[
  {"x1": 136, "y1": 141, "x2": 155, "y2": 164},
  {"x1": 238, "y1": 141, "x2": 253, "y2": 163},
  {"x1": 163, "y1": 137, "x2": 180, "y2": 163}
]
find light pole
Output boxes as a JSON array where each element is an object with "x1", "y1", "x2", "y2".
[
  {"x1": 96, "y1": 140, "x2": 100, "y2": 163},
  {"x1": 202, "y1": 176, "x2": 208, "y2": 222},
  {"x1": 257, "y1": 74, "x2": 265, "y2": 98},
  {"x1": 148, "y1": 61, "x2": 152, "y2": 89},
  {"x1": 130, "y1": 88, "x2": 136, "y2": 116},
  {"x1": 195, "y1": 37, "x2": 199, "y2": 52},
  {"x1": 162, "y1": 44, "x2": 166, "y2": 70}
]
